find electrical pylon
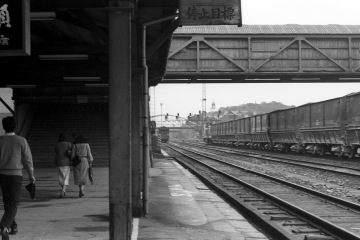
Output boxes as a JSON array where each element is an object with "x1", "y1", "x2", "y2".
[{"x1": 202, "y1": 84, "x2": 206, "y2": 117}]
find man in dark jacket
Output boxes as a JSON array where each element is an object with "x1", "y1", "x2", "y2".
[{"x1": 0, "y1": 116, "x2": 35, "y2": 240}]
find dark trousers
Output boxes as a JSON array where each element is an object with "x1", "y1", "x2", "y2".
[{"x1": 0, "y1": 174, "x2": 22, "y2": 230}]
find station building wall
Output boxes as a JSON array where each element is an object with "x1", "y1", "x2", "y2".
[{"x1": 0, "y1": 88, "x2": 13, "y2": 135}]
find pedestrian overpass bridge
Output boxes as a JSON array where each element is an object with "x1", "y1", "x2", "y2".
[{"x1": 163, "y1": 25, "x2": 360, "y2": 83}]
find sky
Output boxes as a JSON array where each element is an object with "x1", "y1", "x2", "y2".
[{"x1": 150, "y1": 0, "x2": 360, "y2": 119}]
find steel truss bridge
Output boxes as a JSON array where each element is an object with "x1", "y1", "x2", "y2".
[{"x1": 163, "y1": 25, "x2": 360, "y2": 84}]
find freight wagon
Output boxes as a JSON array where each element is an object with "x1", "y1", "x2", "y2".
[
  {"x1": 158, "y1": 126, "x2": 170, "y2": 143},
  {"x1": 205, "y1": 91, "x2": 360, "y2": 158}
]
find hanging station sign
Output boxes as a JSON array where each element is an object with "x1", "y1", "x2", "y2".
[
  {"x1": 0, "y1": 0, "x2": 30, "y2": 56},
  {"x1": 179, "y1": 0, "x2": 242, "y2": 26}
]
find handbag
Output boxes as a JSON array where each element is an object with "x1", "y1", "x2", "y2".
[
  {"x1": 25, "y1": 182, "x2": 36, "y2": 200},
  {"x1": 71, "y1": 155, "x2": 81, "y2": 167},
  {"x1": 65, "y1": 143, "x2": 72, "y2": 159},
  {"x1": 71, "y1": 144, "x2": 81, "y2": 167}
]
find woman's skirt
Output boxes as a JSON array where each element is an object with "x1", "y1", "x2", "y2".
[
  {"x1": 57, "y1": 166, "x2": 70, "y2": 185},
  {"x1": 73, "y1": 158, "x2": 89, "y2": 185}
]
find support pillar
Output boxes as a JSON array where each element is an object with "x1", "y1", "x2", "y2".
[
  {"x1": 109, "y1": 5, "x2": 132, "y2": 240},
  {"x1": 131, "y1": 76, "x2": 143, "y2": 217}
]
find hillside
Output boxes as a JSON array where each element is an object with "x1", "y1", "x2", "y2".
[{"x1": 208, "y1": 101, "x2": 295, "y2": 119}]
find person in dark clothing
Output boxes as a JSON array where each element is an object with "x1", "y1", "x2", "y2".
[{"x1": 0, "y1": 116, "x2": 35, "y2": 240}]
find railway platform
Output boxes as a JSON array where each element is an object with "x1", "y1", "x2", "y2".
[
  {"x1": 0, "y1": 149, "x2": 269, "y2": 240},
  {"x1": 134, "y1": 149, "x2": 269, "y2": 240}
]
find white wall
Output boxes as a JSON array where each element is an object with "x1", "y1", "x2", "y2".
[{"x1": 0, "y1": 88, "x2": 13, "y2": 113}]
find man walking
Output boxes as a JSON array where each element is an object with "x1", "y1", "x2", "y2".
[{"x1": 0, "y1": 116, "x2": 35, "y2": 240}]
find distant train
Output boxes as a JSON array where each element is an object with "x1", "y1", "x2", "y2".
[
  {"x1": 203, "y1": 92, "x2": 360, "y2": 158},
  {"x1": 158, "y1": 126, "x2": 170, "y2": 143}
]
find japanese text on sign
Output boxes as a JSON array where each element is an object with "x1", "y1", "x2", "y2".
[
  {"x1": 0, "y1": 4, "x2": 11, "y2": 46},
  {"x1": 186, "y1": 6, "x2": 235, "y2": 21},
  {"x1": 0, "y1": 35, "x2": 9, "y2": 45},
  {"x1": 0, "y1": 4, "x2": 11, "y2": 28},
  {"x1": 179, "y1": 0, "x2": 241, "y2": 26},
  {"x1": 0, "y1": 0, "x2": 31, "y2": 56}
]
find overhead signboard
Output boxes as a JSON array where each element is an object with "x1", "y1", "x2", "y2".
[
  {"x1": 0, "y1": 0, "x2": 30, "y2": 56},
  {"x1": 179, "y1": 0, "x2": 242, "y2": 26},
  {"x1": 77, "y1": 95, "x2": 88, "y2": 104}
]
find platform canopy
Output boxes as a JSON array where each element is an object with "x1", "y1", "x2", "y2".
[{"x1": 0, "y1": 0, "x2": 179, "y2": 90}]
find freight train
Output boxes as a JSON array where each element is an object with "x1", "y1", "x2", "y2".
[
  {"x1": 203, "y1": 92, "x2": 360, "y2": 159},
  {"x1": 158, "y1": 126, "x2": 170, "y2": 143}
]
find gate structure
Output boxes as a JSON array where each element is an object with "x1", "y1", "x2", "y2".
[{"x1": 164, "y1": 25, "x2": 360, "y2": 83}]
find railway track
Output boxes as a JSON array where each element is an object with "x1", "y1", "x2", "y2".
[
  {"x1": 179, "y1": 141, "x2": 360, "y2": 177},
  {"x1": 165, "y1": 142, "x2": 360, "y2": 240}
]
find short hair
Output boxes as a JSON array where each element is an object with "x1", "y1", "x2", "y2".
[
  {"x1": 58, "y1": 133, "x2": 69, "y2": 142},
  {"x1": 2, "y1": 116, "x2": 16, "y2": 133},
  {"x1": 74, "y1": 134, "x2": 88, "y2": 144}
]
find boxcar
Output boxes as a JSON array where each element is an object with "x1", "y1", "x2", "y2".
[
  {"x1": 158, "y1": 127, "x2": 169, "y2": 143},
  {"x1": 219, "y1": 122, "x2": 225, "y2": 143},
  {"x1": 269, "y1": 107, "x2": 297, "y2": 152},
  {"x1": 216, "y1": 121, "x2": 236, "y2": 145},
  {"x1": 249, "y1": 113, "x2": 270, "y2": 149},
  {"x1": 296, "y1": 96, "x2": 342, "y2": 156},
  {"x1": 234, "y1": 117, "x2": 251, "y2": 147},
  {"x1": 212, "y1": 123, "x2": 225, "y2": 144},
  {"x1": 210, "y1": 120, "x2": 236, "y2": 145},
  {"x1": 209, "y1": 122, "x2": 218, "y2": 143},
  {"x1": 206, "y1": 91, "x2": 360, "y2": 158},
  {"x1": 342, "y1": 92, "x2": 360, "y2": 158},
  {"x1": 226, "y1": 120, "x2": 237, "y2": 145}
]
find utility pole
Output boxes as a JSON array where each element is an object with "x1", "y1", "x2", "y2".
[
  {"x1": 201, "y1": 84, "x2": 207, "y2": 140},
  {"x1": 211, "y1": 99, "x2": 216, "y2": 112},
  {"x1": 160, "y1": 103, "x2": 163, "y2": 127}
]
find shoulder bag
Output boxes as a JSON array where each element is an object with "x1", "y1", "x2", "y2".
[{"x1": 71, "y1": 144, "x2": 81, "y2": 167}]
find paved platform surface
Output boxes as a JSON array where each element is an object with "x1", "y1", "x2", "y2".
[
  {"x1": 136, "y1": 152, "x2": 269, "y2": 240},
  {"x1": 1, "y1": 167, "x2": 109, "y2": 240},
  {"x1": 0, "y1": 150, "x2": 269, "y2": 240}
]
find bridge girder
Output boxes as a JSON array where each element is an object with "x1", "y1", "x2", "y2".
[{"x1": 164, "y1": 25, "x2": 360, "y2": 83}]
